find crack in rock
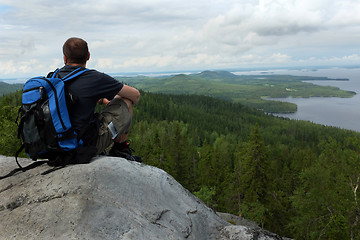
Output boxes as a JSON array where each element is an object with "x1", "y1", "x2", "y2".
[
  {"x1": 5, "y1": 192, "x2": 68, "y2": 211},
  {"x1": 0, "y1": 184, "x2": 13, "y2": 194},
  {"x1": 183, "y1": 209, "x2": 197, "y2": 238},
  {"x1": 7, "y1": 195, "x2": 28, "y2": 210},
  {"x1": 35, "y1": 194, "x2": 65, "y2": 203},
  {"x1": 151, "y1": 209, "x2": 170, "y2": 226}
]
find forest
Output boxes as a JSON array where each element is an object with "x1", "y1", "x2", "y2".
[{"x1": 1, "y1": 85, "x2": 360, "y2": 239}]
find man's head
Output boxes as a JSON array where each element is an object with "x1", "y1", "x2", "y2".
[{"x1": 63, "y1": 37, "x2": 90, "y2": 65}]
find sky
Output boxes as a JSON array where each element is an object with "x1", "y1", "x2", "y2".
[{"x1": 1, "y1": 0, "x2": 360, "y2": 79}]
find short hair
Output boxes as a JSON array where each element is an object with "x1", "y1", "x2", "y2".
[{"x1": 63, "y1": 37, "x2": 89, "y2": 64}]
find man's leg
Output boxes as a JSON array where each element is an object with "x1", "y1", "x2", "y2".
[
  {"x1": 96, "y1": 97, "x2": 142, "y2": 162},
  {"x1": 96, "y1": 98, "x2": 132, "y2": 154},
  {"x1": 112, "y1": 96, "x2": 133, "y2": 144}
]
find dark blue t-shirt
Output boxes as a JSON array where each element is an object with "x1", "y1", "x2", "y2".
[{"x1": 57, "y1": 65, "x2": 123, "y2": 131}]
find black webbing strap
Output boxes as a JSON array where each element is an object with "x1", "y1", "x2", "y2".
[
  {"x1": 14, "y1": 144, "x2": 25, "y2": 169},
  {"x1": 0, "y1": 160, "x2": 47, "y2": 180}
]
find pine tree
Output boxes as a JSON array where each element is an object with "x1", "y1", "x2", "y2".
[
  {"x1": 238, "y1": 123, "x2": 269, "y2": 226},
  {"x1": 196, "y1": 139, "x2": 214, "y2": 187}
]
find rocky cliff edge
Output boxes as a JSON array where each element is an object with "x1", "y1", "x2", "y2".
[{"x1": 0, "y1": 155, "x2": 286, "y2": 240}]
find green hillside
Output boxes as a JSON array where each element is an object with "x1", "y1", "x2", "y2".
[
  {"x1": 0, "y1": 81, "x2": 23, "y2": 96},
  {"x1": 117, "y1": 70, "x2": 355, "y2": 113}
]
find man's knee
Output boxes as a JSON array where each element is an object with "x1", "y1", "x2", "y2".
[{"x1": 118, "y1": 97, "x2": 133, "y2": 113}]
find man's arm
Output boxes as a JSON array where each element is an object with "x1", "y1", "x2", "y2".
[
  {"x1": 98, "y1": 84, "x2": 140, "y2": 106},
  {"x1": 116, "y1": 84, "x2": 140, "y2": 105}
]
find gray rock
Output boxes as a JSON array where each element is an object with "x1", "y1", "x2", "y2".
[
  {"x1": 216, "y1": 212, "x2": 259, "y2": 228},
  {"x1": 0, "y1": 155, "x2": 285, "y2": 240}
]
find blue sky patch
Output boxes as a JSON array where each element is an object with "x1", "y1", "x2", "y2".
[{"x1": 0, "y1": 4, "x2": 13, "y2": 14}]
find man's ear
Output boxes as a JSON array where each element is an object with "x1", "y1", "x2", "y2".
[
  {"x1": 87, "y1": 52, "x2": 90, "y2": 61},
  {"x1": 63, "y1": 54, "x2": 67, "y2": 64}
]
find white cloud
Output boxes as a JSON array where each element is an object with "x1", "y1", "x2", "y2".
[
  {"x1": 1, "y1": 0, "x2": 360, "y2": 78},
  {"x1": 328, "y1": 1, "x2": 360, "y2": 27},
  {"x1": 94, "y1": 58, "x2": 120, "y2": 70},
  {"x1": 0, "y1": 59, "x2": 41, "y2": 76},
  {"x1": 323, "y1": 54, "x2": 360, "y2": 64},
  {"x1": 0, "y1": 60, "x2": 17, "y2": 75},
  {"x1": 122, "y1": 55, "x2": 179, "y2": 69}
]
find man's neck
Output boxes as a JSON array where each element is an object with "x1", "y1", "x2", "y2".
[{"x1": 66, "y1": 63, "x2": 86, "y2": 68}]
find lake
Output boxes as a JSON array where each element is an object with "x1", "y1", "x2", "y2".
[{"x1": 234, "y1": 67, "x2": 360, "y2": 133}]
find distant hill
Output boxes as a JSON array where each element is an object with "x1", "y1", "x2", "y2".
[
  {"x1": 193, "y1": 70, "x2": 239, "y2": 81},
  {"x1": 0, "y1": 82, "x2": 23, "y2": 96},
  {"x1": 116, "y1": 70, "x2": 354, "y2": 113}
]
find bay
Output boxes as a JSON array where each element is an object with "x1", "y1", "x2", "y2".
[{"x1": 235, "y1": 67, "x2": 360, "y2": 133}]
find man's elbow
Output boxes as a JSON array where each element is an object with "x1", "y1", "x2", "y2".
[
  {"x1": 133, "y1": 89, "x2": 140, "y2": 104},
  {"x1": 117, "y1": 84, "x2": 141, "y2": 104}
]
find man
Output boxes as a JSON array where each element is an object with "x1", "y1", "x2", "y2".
[{"x1": 56, "y1": 37, "x2": 141, "y2": 162}]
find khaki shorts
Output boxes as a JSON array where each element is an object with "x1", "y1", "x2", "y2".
[{"x1": 96, "y1": 98, "x2": 132, "y2": 154}]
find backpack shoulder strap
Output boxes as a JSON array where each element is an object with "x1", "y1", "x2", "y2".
[
  {"x1": 62, "y1": 67, "x2": 90, "y2": 82},
  {"x1": 46, "y1": 67, "x2": 89, "y2": 82},
  {"x1": 46, "y1": 68, "x2": 60, "y2": 78}
]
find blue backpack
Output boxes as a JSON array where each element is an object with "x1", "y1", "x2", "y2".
[{"x1": 15, "y1": 67, "x2": 97, "y2": 168}]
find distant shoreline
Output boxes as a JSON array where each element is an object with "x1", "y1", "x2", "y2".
[
  {"x1": 1, "y1": 65, "x2": 359, "y2": 84},
  {"x1": 263, "y1": 68, "x2": 360, "y2": 132}
]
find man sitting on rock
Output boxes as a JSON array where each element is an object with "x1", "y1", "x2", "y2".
[{"x1": 57, "y1": 37, "x2": 142, "y2": 162}]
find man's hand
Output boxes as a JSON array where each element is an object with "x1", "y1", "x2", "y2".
[{"x1": 98, "y1": 98, "x2": 110, "y2": 106}]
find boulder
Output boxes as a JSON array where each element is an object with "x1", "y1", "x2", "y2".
[{"x1": 0, "y1": 155, "x2": 285, "y2": 239}]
